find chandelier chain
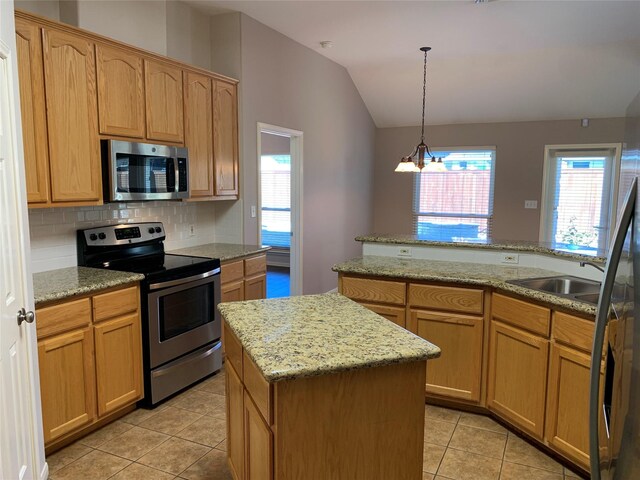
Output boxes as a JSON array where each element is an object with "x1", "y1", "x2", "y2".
[{"x1": 420, "y1": 48, "x2": 427, "y2": 143}]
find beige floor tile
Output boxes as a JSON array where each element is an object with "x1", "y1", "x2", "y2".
[
  {"x1": 423, "y1": 473, "x2": 435, "y2": 480},
  {"x1": 170, "y1": 389, "x2": 227, "y2": 416},
  {"x1": 424, "y1": 419, "x2": 456, "y2": 446},
  {"x1": 46, "y1": 442, "x2": 92, "y2": 473},
  {"x1": 504, "y1": 434, "x2": 563, "y2": 473},
  {"x1": 425, "y1": 404, "x2": 461, "y2": 424},
  {"x1": 214, "y1": 439, "x2": 227, "y2": 452},
  {"x1": 457, "y1": 412, "x2": 508, "y2": 434},
  {"x1": 138, "y1": 406, "x2": 203, "y2": 435},
  {"x1": 423, "y1": 442, "x2": 446, "y2": 474},
  {"x1": 437, "y1": 448, "x2": 502, "y2": 480},
  {"x1": 49, "y1": 449, "x2": 131, "y2": 480},
  {"x1": 121, "y1": 405, "x2": 169, "y2": 426},
  {"x1": 137, "y1": 437, "x2": 211, "y2": 475},
  {"x1": 179, "y1": 449, "x2": 233, "y2": 480},
  {"x1": 194, "y1": 373, "x2": 226, "y2": 396},
  {"x1": 98, "y1": 426, "x2": 170, "y2": 461},
  {"x1": 448, "y1": 424, "x2": 507, "y2": 459},
  {"x1": 564, "y1": 466, "x2": 586, "y2": 478},
  {"x1": 500, "y1": 461, "x2": 564, "y2": 479},
  {"x1": 78, "y1": 420, "x2": 134, "y2": 448},
  {"x1": 175, "y1": 415, "x2": 226, "y2": 447},
  {"x1": 110, "y1": 462, "x2": 176, "y2": 480}
]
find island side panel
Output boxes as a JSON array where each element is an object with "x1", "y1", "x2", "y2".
[{"x1": 273, "y1": 360, "x2": 427, "y2": 480}]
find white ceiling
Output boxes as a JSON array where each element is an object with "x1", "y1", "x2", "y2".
[{"x1": 189, "y1": 0, "x2": 640, "y2": 128}]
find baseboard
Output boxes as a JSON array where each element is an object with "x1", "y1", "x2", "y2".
[
  {"x1": 326, "y1": 287, "x2": 338, "y2": 293},
  {"x1": 39, "y1": 461, "x2": 48, "y2": 480}
]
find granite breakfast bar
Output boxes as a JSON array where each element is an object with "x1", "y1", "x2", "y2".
[{"x1": 218, "y1": 293, "x2": 441, "y2": 480}]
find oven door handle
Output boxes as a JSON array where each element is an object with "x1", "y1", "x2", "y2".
[{"x1": 148, "y1": 267, "x2": 220, "y2": 291}]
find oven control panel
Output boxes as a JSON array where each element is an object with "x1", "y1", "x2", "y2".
[{"x1": 81, "y1": 222, "x2": 165, "y2": 246}]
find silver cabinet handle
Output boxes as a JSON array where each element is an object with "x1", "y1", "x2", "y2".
[{"x1": 17, "y1": 308, "x2": 35, "y2": 326}]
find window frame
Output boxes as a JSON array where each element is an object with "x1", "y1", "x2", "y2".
[
  {"x1": 539, "y1": 143, "x2": 622, "y2": 251},
  {"x1": 412, "y1": 146, "x2": 497, "y2": 242}
]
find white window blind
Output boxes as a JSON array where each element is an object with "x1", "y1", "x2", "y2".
[
  {"x1": 413, "y1": 148, "x2": 496, "y2": 242},
  {"x1": 541, "y1": 146, "x2": 618, "y2": 253},
  {"x1": 261, "y1": 155, "x2": 291, "y2": 248}
]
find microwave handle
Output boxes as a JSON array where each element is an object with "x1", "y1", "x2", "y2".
[{"x1": 173, "y1": 154, "x2": 180, "y2": 193}]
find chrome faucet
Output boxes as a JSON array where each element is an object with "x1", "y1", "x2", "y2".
[{"x1": 579, "y1": 261, "x2": 605, "y2": 273}]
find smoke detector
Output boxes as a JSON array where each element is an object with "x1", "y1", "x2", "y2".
[{"x1": 320, "y1": 41, "x2": 333, "y2": 49}]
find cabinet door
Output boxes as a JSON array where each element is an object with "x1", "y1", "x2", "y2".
[
  {"x1": 360, "y1": 303, "x2": 406, "y2": 328},
  {"x1": 222, "y1": 280, "x2": 245, "y2": 303},
  {"x1": 245, "y1": 274, "x2": 266, "y2": 301},
  {"x1": 226, "y1": 362, "x2": 244, "y2": 480},
  {"x1": 145, "y1": 59, "x2": 184, "y2": 143},
  {"x1": 545, "y1": 342, "x2": 594, "y2": 469},
  {"x1": 42, "y1": 28, "x2": 102, "y2": 203},
  {"x1": 413, "y1": 309, "x2": 483, "y2": 402},
  {"x1": 244, "y1": 390, "x2": 273, "y2": 480},
  {"x1": 488, "y1": 320, "x2": 549, "y2": 439},
  {"x1": 94, "y1": 313, "x2": 143, "y2": 416},
  {"x1": 15, "y1": 18, "x2": 50, "y2": 205},
  {"x1": 96, "y1": 44, "x2": 145, "y2": 138},
  {"x1": 184, "y1": 71, "x2": 214, "y2": 197},
  {"x1": 38, "y1": 327, "x2": 96, "y2": 443},
  {"x1": 213, "y1": 80, "x2": 238, "y2": 196}
]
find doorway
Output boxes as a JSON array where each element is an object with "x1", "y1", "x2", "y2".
[{"x1": 257, "y1": 124, "x2": 303, "y2": 297}]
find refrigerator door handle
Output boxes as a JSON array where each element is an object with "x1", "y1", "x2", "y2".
[{"x1": 589, "y1": 177, "x2": 637, "y2": 480}]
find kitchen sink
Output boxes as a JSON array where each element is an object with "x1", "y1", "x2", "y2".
[{"x1": 507, "y1": 275, "x2": 601, "y2": 305}]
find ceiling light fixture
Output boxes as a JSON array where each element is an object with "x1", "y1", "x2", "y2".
[{"x1": 395, "y1": 47, "x2": 446, "y2": 173}]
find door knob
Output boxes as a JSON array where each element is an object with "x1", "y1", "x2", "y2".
[{"x1": 17, "y1": 308, "x2": 35, "y2": 326}]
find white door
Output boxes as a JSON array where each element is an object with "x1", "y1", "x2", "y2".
[{"x1": 0, "y1": 0, "x2": 45, "y2": 478}]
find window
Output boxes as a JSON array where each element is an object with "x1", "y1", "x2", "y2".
[
  {"x1": 261, "y1": 154, "x2": 291, "y2": 248},
  {"x1": 413, "y1": 148, "x2": 496, "y2": 242},
  {"x1": 540, "y1": 144, "x2": 620, "y2": 254}
]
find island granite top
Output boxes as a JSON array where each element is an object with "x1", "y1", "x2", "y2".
[
  {"x1": 33, "y1": 267, "x2": 144, "y2": 306},
  {"x1": 169, "y1": 243, "x2": 270, "y2": 262},
  {"x1": 332, "y1": 255, "x2": 597, "y2": 317},
  {"x1": 218, "y1": 293, "x2": 441, "y2": 383},
  {"x1": 356, "y1": 234, "x2": 607, "y2": 263}
]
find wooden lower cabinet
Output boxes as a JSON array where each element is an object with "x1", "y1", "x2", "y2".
[
  {"x1": 487, "y1": 320, "x2": 549, "y2": 439},
  {"x1": 222, "y1": 280, "x2": 245, "y2": 303},
  {"x1": 412, "y1": 309, "x2": 483, "y2": 402},
  {"x1": 221, "y1": 254, "x2": 267, "y2": 303},
  {"x1": 227, "y1": 362, "x2": 245, "y2": 480},
  {"x1": 244, "y1": 391, "x2": 273, "y2": 480},
  {"x1": 245, "y1": 274, "x2": 267, "y2": 301},
  {"x1": 36, "y1": 284, "x2": 142, "y2": 451},
  {"x1": 361, "y1": 303, "x2": 406, "y2": 328},
  {"x1": 38, "y1": 327, "x2": 96, "y2": 443}
]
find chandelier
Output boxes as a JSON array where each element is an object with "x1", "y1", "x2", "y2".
[{"x1": 395, "y1": 47, "x2": 446, "y2": 173}]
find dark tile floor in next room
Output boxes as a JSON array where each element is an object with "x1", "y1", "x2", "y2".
[
  {"x1": 266, "y1": 266, "x2": 289, "y2": 298},
  {"x1": 46, "y1": 366, "x2": 586, "y2": 480}
]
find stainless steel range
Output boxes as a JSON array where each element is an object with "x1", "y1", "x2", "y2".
[{"x1": 77, "y1": 222, "x2": 222, "y2": 406}]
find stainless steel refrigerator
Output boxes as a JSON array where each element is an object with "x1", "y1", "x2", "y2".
[{"x1": 590, "y1": 93, "x2": 640, "y2": 479}]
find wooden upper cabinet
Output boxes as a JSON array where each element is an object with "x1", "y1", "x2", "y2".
[
  {"x1": 15, "y1": 18, "x2": 50, "y2": 205},
  {"x1": 184, "y1": 71, "x2": 214, "y2": 197},
  {"x1": 144, "y1": 59, "x2": 184, "y2": 143},
  {"x1": 42, "y1": 28, "x2": 102, "y2": 204},
  {"x1": 96, "y1": 44, "x2": 145, "y2": 138},
  {"x1": 213, "y1": 79, "x2": 239, "y2": 196}
]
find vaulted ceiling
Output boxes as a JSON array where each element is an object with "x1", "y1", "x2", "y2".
[{"x1": 190, "y1": 0, "x2": 640, "y2": 128}]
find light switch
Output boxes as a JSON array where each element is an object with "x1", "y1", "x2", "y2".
[
  {"x1": 524, "y1": 200, "x2": 538, "y2": 209},
  {"x1": 251, "y1": 206, "x2": 257, "y2": 218}
]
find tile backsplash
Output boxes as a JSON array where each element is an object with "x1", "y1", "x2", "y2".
[{"x1": 28, "y1": 200, "x2": 243, "y2": 273}]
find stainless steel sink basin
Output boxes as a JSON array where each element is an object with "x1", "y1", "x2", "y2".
[{"x1": 507, "y1": 275, "x2": 601, "y2": 305}]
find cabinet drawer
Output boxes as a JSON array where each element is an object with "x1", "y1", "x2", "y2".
[
  {"x1": 492, "y1": 293, "x2": 550, "y2": 337},
  {"x1": 245, "y1": 254, "x2": 266, "y2": 278},
  {"x1": 93, "y1": 286, "x2": 139, "y2": 322},
  {"x1": 222, "y1": 259, "x2": 244, "y2": 284},
  {"x1": 37, "y1": 298, "x2": 92, "y2": 339},
  {"x1": 552, "y1": 312, "x2": 595, "y2": 353},
  {"x1": 341, "y1": 277, "x2": 405, "y2": 305},
  {"x1": 409, "y1": 284, "x2": 483, "y2": 315},
  {"x1": 224, "y1": 322, "x2": 243, "y2": 378},
  {"x1": 243, "y1": 350, "x2": 272, "y2": 424}
]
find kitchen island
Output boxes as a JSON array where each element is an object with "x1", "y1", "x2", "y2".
[{"x1": 218, "y1": 293, "x2": 440, "y2": 480}]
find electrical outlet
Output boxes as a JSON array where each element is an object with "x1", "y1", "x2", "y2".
[
  {"x1": 398, "y1": 247, "x2": 412, "y2": 257},
  {"x1": 189, "y1": 224, "x2": 196, "y2": 237},
  {"x1": 251, "y1": 206, "x2": 257, "y2": 218},
  {"x1": 501, "y1": 253, "x2": 519, "y2": 264},
  {"x1": 524, "y1": 200, "x2": 538, "y2": 209}
]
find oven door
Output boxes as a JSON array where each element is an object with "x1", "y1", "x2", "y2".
[{"x1": 147, "y1": 271, "x2": 220, "y2": 368}]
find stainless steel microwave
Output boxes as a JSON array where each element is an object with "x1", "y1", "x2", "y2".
[{"x1": 103, "y1": 140, "x2": 189, "y2": 202}]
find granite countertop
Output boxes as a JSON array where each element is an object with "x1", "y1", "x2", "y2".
[
  {"x1": 33, "y1": 267, "x2": 144, "y2": 306},
  {"x1": 218, "y1": 293, "x2": 441, "y2": 383},
  {"x1": 332, "y1": 255, "x2": 597, "y2": 317},
  {"x1": 169, "y1": 243, "x2": 270, "y2": 262},
  {"x1": 356, "y1": 234, "x2": 607, "y2": 263}
]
